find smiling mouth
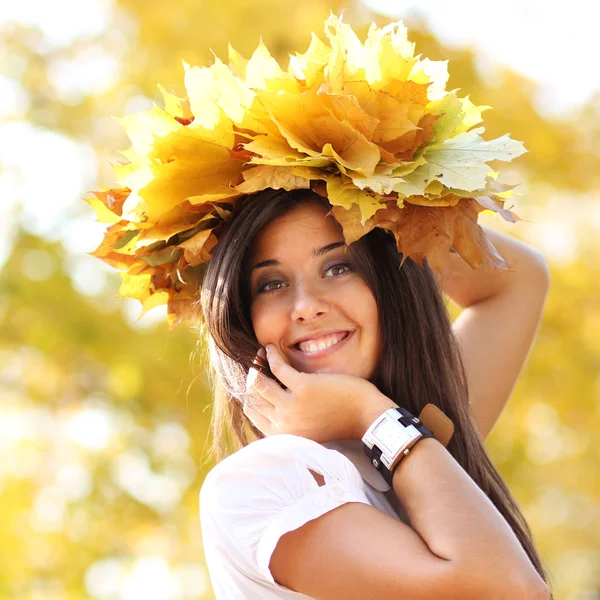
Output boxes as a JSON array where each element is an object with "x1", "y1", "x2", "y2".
[{"x1": 293, "y1": 331, "x2": 353, "y2": 357}]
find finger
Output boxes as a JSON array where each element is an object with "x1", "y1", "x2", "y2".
[
  {"x1": 245, "y1": 361, "x2": 277, "y2": 413},
  {"x1": 246, "y1": 346, "x2": 267, "y2": 393},
  {"x1": 246, "y1": 361, "x2": 278, "y2": 397},
  {"x1": 244, "y1": 392, "x2": 274, "y2": 416},
  {"x1": 252, "y1": 348, "x2": 267, "y2": 373},
  {"x1": 246, "y1": 343, "x2": 268, "y2": 383},
  {"x1": 252, "y1": 370, "x2": 291, "y2": 406},
  {"x1": 243, "y1": 401, "x2": 273, "y2": 436},
  {"x1": 256, "y1": 346, "x2": 267, "y2": 362},
  {"x1": 265, "y1": 344, "x2": 301, "y2": 390}
]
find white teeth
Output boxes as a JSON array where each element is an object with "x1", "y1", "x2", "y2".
[{"x1": 298, "y1": 332, "x2": 348, "y2": 353}]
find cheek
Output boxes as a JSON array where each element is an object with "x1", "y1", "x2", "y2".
[
  {"x1": 250, "y1": 301, "x2": 284, "y2": 345},
  {"x1": 355, "y1": 288, "x2": 380, "y2": 347}
]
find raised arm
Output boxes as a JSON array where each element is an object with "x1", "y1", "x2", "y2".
[{"x1": 441, "y1": 225, "x2": 550, "y2": 440}]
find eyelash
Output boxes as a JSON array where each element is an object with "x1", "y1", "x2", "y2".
[{"x1": 257, "y1": 262, "x2": 354, "y2": 294}]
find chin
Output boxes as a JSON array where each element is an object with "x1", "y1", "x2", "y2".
[{"x1": 315, "y1": 364, "x2": 367, "y2": 378}]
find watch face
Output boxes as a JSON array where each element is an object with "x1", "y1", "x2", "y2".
[{"x1": 372, "y1": 417, "x2": 411, "y2": 455}]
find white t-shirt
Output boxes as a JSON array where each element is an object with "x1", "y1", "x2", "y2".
[{"x1": 199, "y1": 434, "x2": 411, "y2": 599}]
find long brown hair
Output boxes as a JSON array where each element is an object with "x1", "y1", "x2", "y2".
[{"x1": 198, "y1": 187, "x2": 554, "y2": 594}]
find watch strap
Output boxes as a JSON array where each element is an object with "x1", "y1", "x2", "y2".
[
  {"x1": 363, "y1": 404, "x2": 454, "y2": 487},
  {"x1": 418, "y1": 403, "x2": 455, "y2": 447}
]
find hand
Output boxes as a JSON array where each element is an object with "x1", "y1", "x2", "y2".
[{"x1": 243, "y1": 344, "x2": 396, "y2": 443}]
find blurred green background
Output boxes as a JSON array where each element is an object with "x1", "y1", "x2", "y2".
[{"x1": 1, "y1": 1, "x2": 599, "y2": 599}]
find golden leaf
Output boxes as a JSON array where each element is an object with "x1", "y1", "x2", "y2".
[
  {"x1": 88, "y1": 11, "x2": 526, "y2": 327},
  {"x1": 234, "y1": 165, "x2": 312, "y2": 194},
  {"x1": 373, "y1": 198, "x2": 509, "y2": 274}
]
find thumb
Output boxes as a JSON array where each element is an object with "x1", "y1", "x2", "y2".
[{"x1": 265, "y1": 344, "x2": 299, "y2": 390}]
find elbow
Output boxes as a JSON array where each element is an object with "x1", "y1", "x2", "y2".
[
  {"x1": 535, "y1": 582, "x2": 552, "y2": 600},
  {"x1": 513, "y1": 576, "x2": 552, "y2": 600},
  {"x1": 530, "y1": 251, "x2": 551, "y2": 292},
  {"x1": 454, "y1": 561, "x2": 551, "y2": 600},
  {"x1": 478, "y1": 581, "x2": 551, "y2": 600},
  {"x1": 497, "y1": 574, "x2": 552, "y2": 600}
]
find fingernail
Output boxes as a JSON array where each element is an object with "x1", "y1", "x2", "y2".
[{"x1": 265, "y1": 344, "x2": 272, "y2": 354}]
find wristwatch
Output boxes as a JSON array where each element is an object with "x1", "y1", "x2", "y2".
[{"x1": 362, "y1": 406, "x2": 435, "y2": 487}]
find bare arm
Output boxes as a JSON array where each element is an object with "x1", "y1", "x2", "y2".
[
  {"x1": 440, "y1": 225, "x2": 551, "y2": 440},
  {"x1": 361, "y1": 395, "x2": 550, "y2": 597},
  {"x1": 390, "y1": 436, "x2": 549, "y2": 596},
  {"x1": 269, "y1": 396, "x2": 549, "y2": 599}
]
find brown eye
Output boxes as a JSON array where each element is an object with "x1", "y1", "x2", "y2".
[
  {"x1": 257, "y1": 279, "x2": 285, "y2": 294},
  {"x1": 324, "y1": 262, "x2": 353, "y2": 277}
]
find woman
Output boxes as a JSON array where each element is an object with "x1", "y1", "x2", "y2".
[
  {"x1": 85, "y1": 13, "x2": 554, "y2": 598},
  {"x1": 198, "y1": 187, "x2": 553, "y2": 599}
]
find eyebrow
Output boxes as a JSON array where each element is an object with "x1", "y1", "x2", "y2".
[{"x1": 250, "y1": 241, "x2": 346, "y2": 273}]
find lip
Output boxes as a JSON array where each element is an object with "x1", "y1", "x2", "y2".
[
  {"x1": 290, "y1": 329, "x2": 353, "y2": 346},
  {"x1": 289, "y1": 330, "x2": 354, "y2": 359}
]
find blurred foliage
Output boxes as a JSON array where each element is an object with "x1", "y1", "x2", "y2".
[
  {"x1": 0, "y1": 1, "x2": 599, "y2": 599},
  {"x1": 0, "y1": 229, "x2": 212, "y2": 599}
]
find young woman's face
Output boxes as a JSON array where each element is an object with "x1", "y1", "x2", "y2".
[{"x1": 247, "y1": 201, "x2": 381, "y2": 379}]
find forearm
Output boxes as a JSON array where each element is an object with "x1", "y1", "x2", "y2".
[
  {"x1": 358, "y1": 394, "x2": 547, "y2": 596},
  {"x1": 391, "y1": 437, "x2": 546, "y2": 595},
  {"x1": 439, "y1": 225, "x2": 548, "y2": 308}
]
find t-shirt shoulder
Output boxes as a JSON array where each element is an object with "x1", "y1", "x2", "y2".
[{"x1": 199, "y1": 434, "x2": 370, "y2": 592}]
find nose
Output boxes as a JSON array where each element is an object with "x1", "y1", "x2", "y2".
[{"x1": 290, "y1": 280, "x2": 328, "y2": 322}]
